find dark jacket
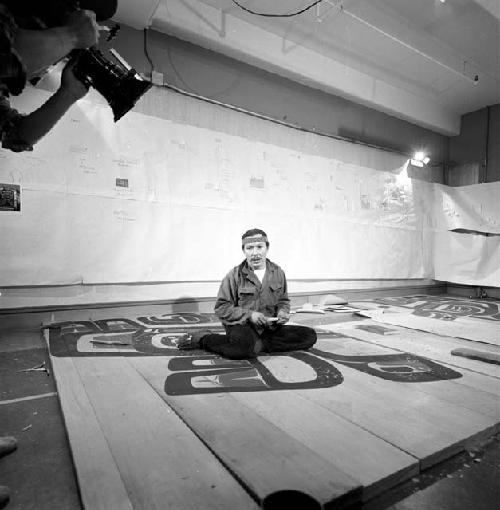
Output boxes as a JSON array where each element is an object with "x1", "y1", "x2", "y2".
[{"x1": 215, "y1": 259, "x2": 290, "y2": 328}]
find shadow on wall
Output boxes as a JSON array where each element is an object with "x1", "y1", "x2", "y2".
[
  {"x1": 337, "y1": 128, "x2": 408, "y2": 155},
  {"x1": 171, "y1": 297, "x2": 200, "y2": 314}
]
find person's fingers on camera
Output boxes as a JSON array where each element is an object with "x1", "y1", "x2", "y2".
[
  {"x1": 60, "y1": 61, "x2": 89, "y2": 101},
  {"x1": 68, "y1": 9, "x2": 100, "y2": 49}
]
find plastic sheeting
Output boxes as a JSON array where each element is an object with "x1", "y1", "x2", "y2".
[
  {"x1": 430, "y1": 182, "x2": 500, "y2": 235},
  {"x1": 433, "y1": 231, "x2": 500, "y2": 287},
  {"x1": 429, "y1": 182, "x2": 500, "y2": 287}
]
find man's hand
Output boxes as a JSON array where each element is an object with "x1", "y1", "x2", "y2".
[
  {"x1": 276, "y1": 309, "x2": 289, "y2": 325},
  {"x1": 250, "y1": 311, "x2": 268, "y2": 327},
  {"x1": 67, "y1": 10, "x2": 100, "y2": 49}
]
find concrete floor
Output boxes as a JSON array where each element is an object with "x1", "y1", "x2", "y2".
[
  {"x1": 367, "y1": 435, "x2": 500, "y2": 510},
  {"x1": 0, "y1": 328, "x2": 80, "y2": 510},
  {"x1": 0, "y1": 310, "x2": 498, "y2": 510}
]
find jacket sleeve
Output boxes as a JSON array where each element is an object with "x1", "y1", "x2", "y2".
[
  {"x1": 0, "y1": 6, "x2": 32, "y2": 152},
  {"x1": 276, "y1": 271, "x2": 291, "y2": 316},
  {"x1": 214, "y1": 269, "x2": 252, "y2": 325},
  {"x1": 0, "y1": 5, "x2": 27, "y2": 96},
  {"x1": 0, "y1": 95, "x2": 33, "y2": 152}
]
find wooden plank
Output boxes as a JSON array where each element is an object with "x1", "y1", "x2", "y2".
[
  {"x1": 72, "y1": 356, "x2": 260, "y2": 510},
  {"x1": 350, "y1": 296, "x2": 500, "y2": 321},
  {"x1": 370, "y1": 312, "x2": 500, "y2": 346},
  {"x1": 130, "y1": 356, "x2": 362, "y2": 509},
  {"x1": 314, "y1": 331, "x2": 500, "y2": 420},
  {"x1": 323, "y1": 320, "x2": 500, "y2": 380},
  {"x1": 230, "y1": 382, "x2": 418, "y2": 501},
  {"x1": 304, "y1": 338, "x2": 499, "y2": 469},
  {"x1": 45, "y1": 332, "x2": 134, "y2": 510}
]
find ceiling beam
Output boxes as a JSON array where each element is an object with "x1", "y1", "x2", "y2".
[{"x1": 150, "y1": 0, "x2": 460, "y2": 135}]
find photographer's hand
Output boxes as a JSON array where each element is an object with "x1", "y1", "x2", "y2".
[
  {"x1": 66, "y1": 9, "x2": 100, "y2": 49},
  {"x1": 60, "y1": 60, "x2": 89, "y2": 101},
  {"x1": 13, "y1": 10, "x2": 100, "y2": 79}
]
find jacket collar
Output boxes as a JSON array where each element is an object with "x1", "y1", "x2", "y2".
[{"x1": 241, "y1": 259, "x2": 275, "y2": 279}]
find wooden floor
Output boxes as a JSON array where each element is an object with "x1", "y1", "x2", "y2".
[{"x1": 44, "y1": 295, "x2": 500, "y2": 509}]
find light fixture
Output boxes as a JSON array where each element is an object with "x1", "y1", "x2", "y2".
[{"x1": 410, "y1": 151, "x2": 430, "y2": 167}]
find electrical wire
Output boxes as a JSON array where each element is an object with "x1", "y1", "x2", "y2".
[
  {"x1": 231, "y1": 0, "x2": 324, "y2": 18},
  {"x1": 140, "y1": 1, "x2": 407, "y2": 157},
  {"x1": 143, "y1": 28, "x2": 155, "y2": 75},
  {"x1": 158, "y1": 81, "x2": 409, "y2": 158}
]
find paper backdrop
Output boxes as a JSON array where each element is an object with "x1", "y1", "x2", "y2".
[{"x1": 0, "y1": 87, "x2": 497, "y2": 287}]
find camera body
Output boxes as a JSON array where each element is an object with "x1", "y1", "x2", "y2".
[{"x1": 71, "y1": 46, "x2": 152, "y2": 122}]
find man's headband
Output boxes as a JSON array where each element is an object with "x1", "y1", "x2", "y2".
[{"x1": 242, "y1": 235, "x2": 268, "y2": 246}]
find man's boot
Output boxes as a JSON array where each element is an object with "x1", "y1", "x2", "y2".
[{"x1": 177, "y1": 330, "x2": 212, "y2": 350}]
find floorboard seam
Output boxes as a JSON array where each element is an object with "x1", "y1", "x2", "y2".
[{"x1": 45, "y1": 330, "x2": 134, "y2": 510}]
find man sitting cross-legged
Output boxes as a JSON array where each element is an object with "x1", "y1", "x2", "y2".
[{"x1": 178, "y1": 228, "x2": 317, "y2": 359}]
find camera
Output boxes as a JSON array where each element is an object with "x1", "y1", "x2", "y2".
[{"x1": 70, "y1": 26, "x2": 152, "y2": 122}]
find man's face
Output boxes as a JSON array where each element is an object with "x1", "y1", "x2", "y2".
[{"x1": 243, "y1": 241, "x2": 268, "y2": 270}]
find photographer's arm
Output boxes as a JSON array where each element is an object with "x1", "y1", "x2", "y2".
[
  {"x1": 13, "y1": 10, "x2": 99, "y2": 78},
  {"x1": 2, "y1": 62, "x2": 88, "y2": 151}
]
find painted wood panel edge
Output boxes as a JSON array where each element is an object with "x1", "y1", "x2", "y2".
[{"x1": 43, "y1": 330, "x2": 134, "y2": 510}]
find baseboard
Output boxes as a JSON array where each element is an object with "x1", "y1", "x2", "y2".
[
  {"x1": 0, "y1": 281, "x2": 445, "y2": 315},
  {"x1": 446, "y1": 283, "x2": 500, "y2": 300}
]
